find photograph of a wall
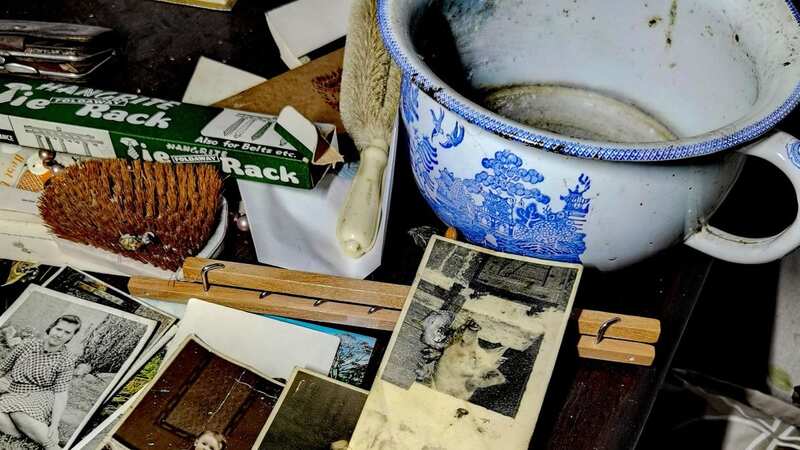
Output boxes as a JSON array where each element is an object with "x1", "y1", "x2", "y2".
[
  {"x1": 255, "y1": 368, "x2": 367, "y2": 450},
  {"x1": 108, "y1": 336, "x2": 284, "y2": 450},
  {"x1": 0, "y1": 260, "x2": 58, "y2": 312}
]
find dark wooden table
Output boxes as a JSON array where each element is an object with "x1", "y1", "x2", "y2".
[{"x1": 4, "y1": 1, "x2": 797, "y2": 449}]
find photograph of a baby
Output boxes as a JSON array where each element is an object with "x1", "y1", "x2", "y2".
[
  {"x1": 104, "y1": 429, "x2": 227, "y2": 450},
  {"x1": 193, "y1": 430, "x2": 226, "y2": 450},
  {"x1": 0, "y1": 285, "x2": 154, "y2": 450}
]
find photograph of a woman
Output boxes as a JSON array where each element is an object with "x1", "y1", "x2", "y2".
[
  {"x1": 0, "y1": 285, "x2": 155, "y2": 450},
  {"x1": 0, "y1": 315, "x2": 81, "y2": 450}
]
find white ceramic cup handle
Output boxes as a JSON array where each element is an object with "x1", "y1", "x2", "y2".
[{"x1": 685, "y1": 131, "x2": 800, "y2": 264}]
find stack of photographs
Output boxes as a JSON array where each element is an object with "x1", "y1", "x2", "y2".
[
  {"x1": 0, "y1": 260, "x2": 376, "y2": 449},
  {"x1": 0, "y1": 235, "x2": 579, "y2": 450},
  {"x1": 71, "y1": 329, "x2": 177, "y2": 449},
  {"x1": 0, "y1": 284, "x2": 158, "y2": 449},
  {"x1": 64, "y1": 280, "x2": 373, "y2": 450},
  {"x1": 97, "y1": 338, "x2": 369, "y2": 450},
  {"x1": 0, "y1": 262, "x2": 179, "y2": 450}
]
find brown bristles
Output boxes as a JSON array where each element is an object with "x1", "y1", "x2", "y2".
[{"x1": 38, "y1": 160, "x2": 224, "y2": 272}]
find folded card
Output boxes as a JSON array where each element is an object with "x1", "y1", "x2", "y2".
[{"x1": 170, "y1": 299, "x2": 340, "y2": 380}]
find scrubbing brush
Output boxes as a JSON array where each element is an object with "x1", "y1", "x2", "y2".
[
  {"x1": 38, "y1": 159, "x2": 224, "y2": 272},
  {"x1": 336, "y1": 0, "x2": 401, "y2": 258}
]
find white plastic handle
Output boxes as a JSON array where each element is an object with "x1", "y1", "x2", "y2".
[
  {"x1": 685, "y1": 131, "x2": 800, "y2": 263},
  {"x1": 336, "y1": 145, "x2": 388, "y2": 258}
]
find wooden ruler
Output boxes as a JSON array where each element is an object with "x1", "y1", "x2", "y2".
[
  {"x1": 128, "y1": 277, "x2": 401, "y2": 331},
  {"x1": 129, "y1": 258, "x2": 410, "y2": 331},
  {"x1": 183, "y1": 257, "x2": 409, "y2": 310}
]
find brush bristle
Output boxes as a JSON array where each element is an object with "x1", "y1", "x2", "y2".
[
  {"x1": 39, "y1": 160, "x2": 223, "y2": 272},
  {"x1": 339, "y1": 0, "x2": 402, "y2": 151}
]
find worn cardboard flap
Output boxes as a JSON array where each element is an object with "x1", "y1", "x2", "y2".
[
  {"x1": 274, "y1": 105, "x2": 342, "y2": 170},
  {"x1": 315, "y1": 129, "x2": 344, "y2": 167},
  {"x1": 215, "y1": 48, "x2": 344, "y2": 131}
]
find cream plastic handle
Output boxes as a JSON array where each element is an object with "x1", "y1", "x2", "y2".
[
  {"x1": 685, "y1": 131, "x2": 800, "y2": 263},
  {"x1": 337, "y1": 145, "x2": 388, "y2": 258}
]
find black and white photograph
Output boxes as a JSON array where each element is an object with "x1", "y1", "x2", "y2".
[
  {"x1": 43, "y1": 266, "x2": 177, "y2": 347},
  {"x1": 381, "y1": 236, "x2": 581, "y2": 418},
  {"x1": 71, "y1": 328, "x2": 177, "y2": 450},
  {"x1": 254, "y1": 368, "x2": 368, "y2": 450},
  {"x1": 0, "y1": 260, "x2": 59, "y2": 312},
  {"x1": 104, "y1": 336, "x2": 284, "y2": 450},
  {"x1": 0, "y1": 285, "x2": 155, "y2": 450}
]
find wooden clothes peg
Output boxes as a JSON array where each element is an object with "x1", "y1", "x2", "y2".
[{"x1": 576, "y1": 310, "x2": 661, "y2": 366}]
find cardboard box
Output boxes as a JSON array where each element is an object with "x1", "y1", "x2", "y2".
[{"x1": 0, "y1": 77, "x2": 338, "y2": 189}]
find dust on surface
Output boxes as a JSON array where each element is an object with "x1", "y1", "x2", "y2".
[{"x1": 666, "y1": 0, "x2": 678, "y2": 47}]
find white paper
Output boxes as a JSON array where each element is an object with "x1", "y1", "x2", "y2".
[
  {"x1": 140, "y1": 297, "x2": 189, "y2": 319},
  {"x1": 0, "y1": 143, "x2": 126, "y2": 272},
  {"x1": 0, "y1": 186, "x2": 40, "y2": 222},
  {"x1": 0, "y1": 145, "x2": 48, "y2": 223},
  {"x1": 239, "y1": 120, "x2": 397, "y2": 279},
  {"x1": 184, "y1": 59, "x2": 397, "y2": 279},
  {"x1": 771, "y1": 248, "x2": 800, "y2": 402},
  {"x1": 265, "y1": 0, "x2": 353, "y2": 68},
  {"x1": 0, "y1": 225, "x2": 66, "y2": 264},
  {"x1": 1, "y1": 194, "x2": 227, "y2": 278},
  {"x1": 169, "y1": 299, "x2": 340, "y2": 380},
  {"x1": 0, "y1": 221, "x2": 122, "y2": 274},
  {"x1": 182, "y1": 56, "x2": 266, "y2": 105}
]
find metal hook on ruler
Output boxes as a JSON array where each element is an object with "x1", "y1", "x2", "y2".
[
  {"x1": 595, "y1": 316, "x2": 621, "y2": 344},
  {"x1": 200, "y1": 262, "x2": 226, "y2": 292}
]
